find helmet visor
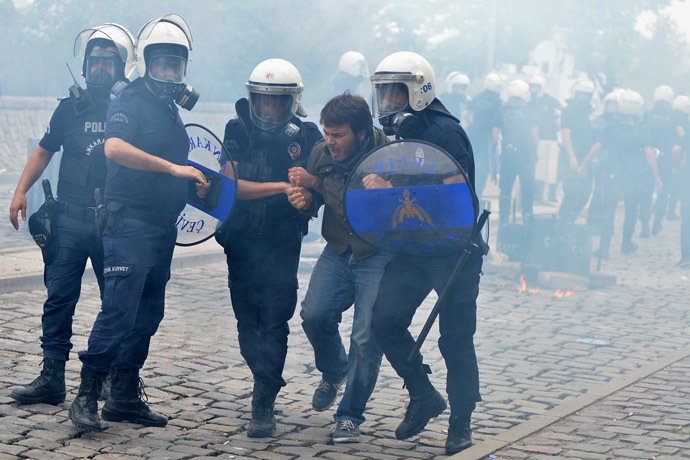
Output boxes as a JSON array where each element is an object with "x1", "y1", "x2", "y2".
[
  {"x1": 248, "y1": 92, "x2": 295, "y2": 130},
  {"x1": 148, "y1": 55, "x2": 187, "y2": 84},
  {"x1": 372, "y1": 82, "x2": 409, "y2": 119},
  {"x1": 85, "y1": 54, "x2": 117, "y2": 87}
]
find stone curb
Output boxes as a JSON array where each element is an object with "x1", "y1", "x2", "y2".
[{"x1": 448, "y1": 344, "x2": 690, "y2": 459}]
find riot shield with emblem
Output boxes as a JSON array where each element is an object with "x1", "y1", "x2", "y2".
[
  {"x1": 345, "y1": 140, "x2": 478, "y2": 256},
  {"x1": 176, "y1": 123, "x2": 238, "y2": 246}
]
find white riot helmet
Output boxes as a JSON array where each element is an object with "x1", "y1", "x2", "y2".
[
  {"x1": 602, "y1": 89, "x2": 624, "y2": 113},
  {"x1": 446, "y1": 71, "x2": 470, "y2": 94},
  {"x1": 506, "y1": 79, "x2": 530, "y2": 103},
  {"x1": 653, "y1": 85, "x2": 674, "y2": 104},
  {"x1": 246, "y1": 58, "x2": 306, "y2": 131},
  {"x1": 673, "y1": 95, "x2": 690, "y2": 115},
  {"x1": 618, "y1": 89, "x2": 645, "y2": 117},
  {"x1": 371, "y1": 51, "x2": 436, "y2": 120},
  {"x1": 528, "y1": 75, "x2": 546, "y2": 95},
  {"x1": 339, "y1": 51, "x2": 369, "y2": 78},
  {"x1": 484, "y1": 73, "x2": 503, "y2": 93},
  {"x1": 73, "y1": 23, "x2": 136, "y2": 97},
  {"x1": 135, "y1": 14, "x2": 198, "y2": 109},
  {"x1": 571, "y1": 78, "x2": 595, "y2": 98}
]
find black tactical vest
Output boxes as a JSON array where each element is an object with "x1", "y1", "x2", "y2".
[{"x1": 56, "y1": 96, "x2": 108, "y2": 207}]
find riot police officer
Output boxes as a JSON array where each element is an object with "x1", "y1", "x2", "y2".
[
  {"x1": 330, "y1": 51, "x2": 370, "y2": 101},
  {"x1": 497, "y1": 79, "x2": 538, "y2": 223},
  {"x1": 440, "y1": 71, "x2": 471, "y2": 122},
  {"x1": 369, "y1": 51, "x2": 485, "y2": 455},
  {"x1": 528, "y1": 75, "x2": 561, "y2": 202},
  {"x1": 216, "y1": 59, "x2": 322, "y2": 437},
  {"x1": 644, "y1": 85, "x2": 683, "y2": 236},
  {"x1": 69, "y1": 14, "x2": 206, "y2": 431},
  {"x1": 466, "y1": 73, "x2": 503, "y2": 199},
  {"x1": 559, "y1": 78, "x2": 596, "y2": 223},
  {"x1": 9, "y1": 23, "x2": 136, "y2": 406}
]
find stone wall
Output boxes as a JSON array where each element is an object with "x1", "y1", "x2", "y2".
[{"x1": 0, "y1": 95, "x2": 235, "y2": 172}]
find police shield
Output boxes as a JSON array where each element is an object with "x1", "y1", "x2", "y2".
[
  {"x1": 345, "y1": 140, "x2": 478, "y2": 256},
  {"x1": 176, "y1": 123, "x2": 237, "y2": 246}
]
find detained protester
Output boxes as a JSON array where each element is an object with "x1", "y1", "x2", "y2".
[
  {"x1": 286, "y1": 92, "x2": 391, "y2": 442},
  {"x1": 558, "y1": 78, "x2": 596, "y2": 223},
  {"x1": 496, "y1": 79, "x2": 539, "y2": 223},
  {"x1": 215, "y1": 59, "x2": 322, "y2": 437},
  {"x1": 368, "y1": 51, "x2": 487, "y2": 455},
  {"x1": 69, "y1": 14, "x2": 207, "y2": 431},
  {"x1": 9, "y1": 23, "x2": 135, "y2": 406}
]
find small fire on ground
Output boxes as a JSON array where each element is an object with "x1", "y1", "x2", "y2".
[{"x1": 495, "y1": 274, "x2": 574, "y2": 298}]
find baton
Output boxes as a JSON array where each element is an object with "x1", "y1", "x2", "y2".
[{"x1": 407, "y1": 209, "x2": 491, "y2": 362}]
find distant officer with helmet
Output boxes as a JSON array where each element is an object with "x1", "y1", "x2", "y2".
[
  {"x1": 331, "y1": 51, "x2": 370, "y2": 101},
  {"x1": 672, "y1": 95, "x2": 690, "y2": 266},
  {"x1": 528, "y1": 75, "x2": 561, "y2": 202},
  {"x1": 8, "y1": 23, "x2": 136, "y2": 406},
  {"x1": 496, "y1": 79, "x2": 539, "y2": 223},
  {"x1": 466, "y1": 72, "x2": 503, "y2": 199},
  {"x1": 668, "y1": 95, "x2": 689, "y2": 223},
  {"x1": 440, "y1": 71, "x2": 471, "y2": 122},
  {"x1": 644, "y1": 85, "x2": 683, "y2": 237},
  {"x1": 215, "y1": 58, "x2": 322, "y2": 437},
  {"x1": 558, "y1": 77, "x2": 596, "y2": 223},
  {"x1": 369, "y1": 51, "x2": 486, "y2": 455},
  {"x1": 69, "y1": 14, "x2": 207, "y2": 431},
  {"x1": 579, "y1": 90, "x2": 661, "y2": 255}
]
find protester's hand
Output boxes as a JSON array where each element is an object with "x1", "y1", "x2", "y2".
[
  {"x1": 362, "y1": 174, "x2": 390, "y2": 189},
  {"x1": 196, "y1": 180, "x2": 211, "y2": 199},
  {"x1": 287, "y1": 186, "x2": 312, "y2": 210},
  {"x1": 288, "y1": 167, "x2": 316, "y2": 188},
  {"x1": 9, "y1": 192, "x2": 27, "y2": 230}
]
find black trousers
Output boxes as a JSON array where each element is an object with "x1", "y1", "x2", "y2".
[
  {"x1": 225, "y1": 231, "x2": 302, "y2": 387},
  {"x1": 371, "y1": 249, "x2": 483, "y2": 416}
]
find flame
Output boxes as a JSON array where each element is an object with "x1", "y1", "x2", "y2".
[
  {"x1": 553, "y1": 290, "x2": 565, "y2": 298},
  {"x1": 518, "y1": 274, "x2": 527, "y2": 294},
  {"x1": 497, "y1": 282, "x2": 506, "y2": 288},
  {"x1": 528, "y1": 288, "x2": 540, "y2": 294}
]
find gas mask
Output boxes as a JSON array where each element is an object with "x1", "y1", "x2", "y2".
[
  {"x1": 380, "y1": 111, "x2": 423, "y2": 138},
  {"x1": 145, "y1": 50, "x2": 199, "y2": 110}
]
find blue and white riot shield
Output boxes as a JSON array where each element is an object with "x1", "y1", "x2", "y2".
[
  {"x1": 345, "y1": 140, "x2": 478, "y2": 256},
  {"x1": 176, "y1": 123, "x2": 238, "y2": 246}
]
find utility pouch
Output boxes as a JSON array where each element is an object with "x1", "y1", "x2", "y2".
[{"x1": 105, "y1": 201, "x2": 124, "y2": 231}]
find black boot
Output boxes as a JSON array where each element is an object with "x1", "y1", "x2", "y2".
[
  {"x1": 446, "y1": 414, "x2": 473, "y2": 454},
  {"x1": 247, "y1": 381, "x2": 280, "y2": 438},
  {"x1": 10, "y1": 358, "x2": 66, "y2": 405},
  {"x1": 101, "y1": 368, "x2": 167, "y2": 427},
  {"x1": 395, "y1": 375, "x2": 447, "y2": 440},
  {"x1": 69, "y1": 367, "x2": 105, "y2": 432}
]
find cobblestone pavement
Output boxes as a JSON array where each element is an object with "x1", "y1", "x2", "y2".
[
  {"x1": 487, "y1": 355, "x2": 690, "y2": 459},
  {"x1": 1, "y1": 201, "x2": 689, "y2": 459}
]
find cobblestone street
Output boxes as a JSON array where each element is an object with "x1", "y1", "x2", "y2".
[{"x1": 1, "y1": 204, "x2": 689, "y2": 459}]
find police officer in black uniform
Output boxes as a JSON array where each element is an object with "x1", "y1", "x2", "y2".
[
  {"x1": 9, "y1": 23, "x2": 135, "y2": 406},
  {"x1": 496, "y1": 79, "x2": 539, "y2": 223},
  {"x1": 68, "y1": 14, "x2": 206, "y2": 432},
  {"x1": 215, "y1": 58, "x2": 322, "y2": 438},
  {"x1": 369, "y1": 51, "x2": 486, "y2": 455},
  {"x1": 466, "y1": 73, "x2": 502, "y2": 199},
  {"x1": 644, "y1": 85, "x2": 683, "y2": 237}
]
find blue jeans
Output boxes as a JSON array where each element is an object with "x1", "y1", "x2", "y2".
[
  {"x1": 42, "y1": 212, "x2": 104, "y2": 361},
  {"x1": 79, "y1": 217, "x2": 176, "y2": 379},
  {"x1": 300, "y1": 245, "x2": 392, "y2": 424}
]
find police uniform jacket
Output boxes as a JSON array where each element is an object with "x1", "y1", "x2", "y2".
[{"x1": 305, "y1": 126, "x2": 390, "y2": 260}]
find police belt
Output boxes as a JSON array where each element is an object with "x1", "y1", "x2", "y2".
[
  {"x1": 118, "y1": 206, "x2": 177, "y2": 228},
  {"x1": 58, "y1": 201, "x2": 96, "y2": 223}
]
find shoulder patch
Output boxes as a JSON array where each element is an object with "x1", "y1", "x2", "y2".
[{"x1": 109, "y1": 112, "x2": 129, "y2": 124}]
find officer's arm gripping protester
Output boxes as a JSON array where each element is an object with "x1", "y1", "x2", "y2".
[
  {"x1": 68, "y1": 15, "x2": 207, "y2": 432},
  {"x1": 286, "y1": 92, "x2": 392, "y2": 443},
  {"x1": 214, "y1": 59, "x2": 323, "y2": 438},
  {"x1": 8, "y1": 23, "x2": 136, "y2": 407}
]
